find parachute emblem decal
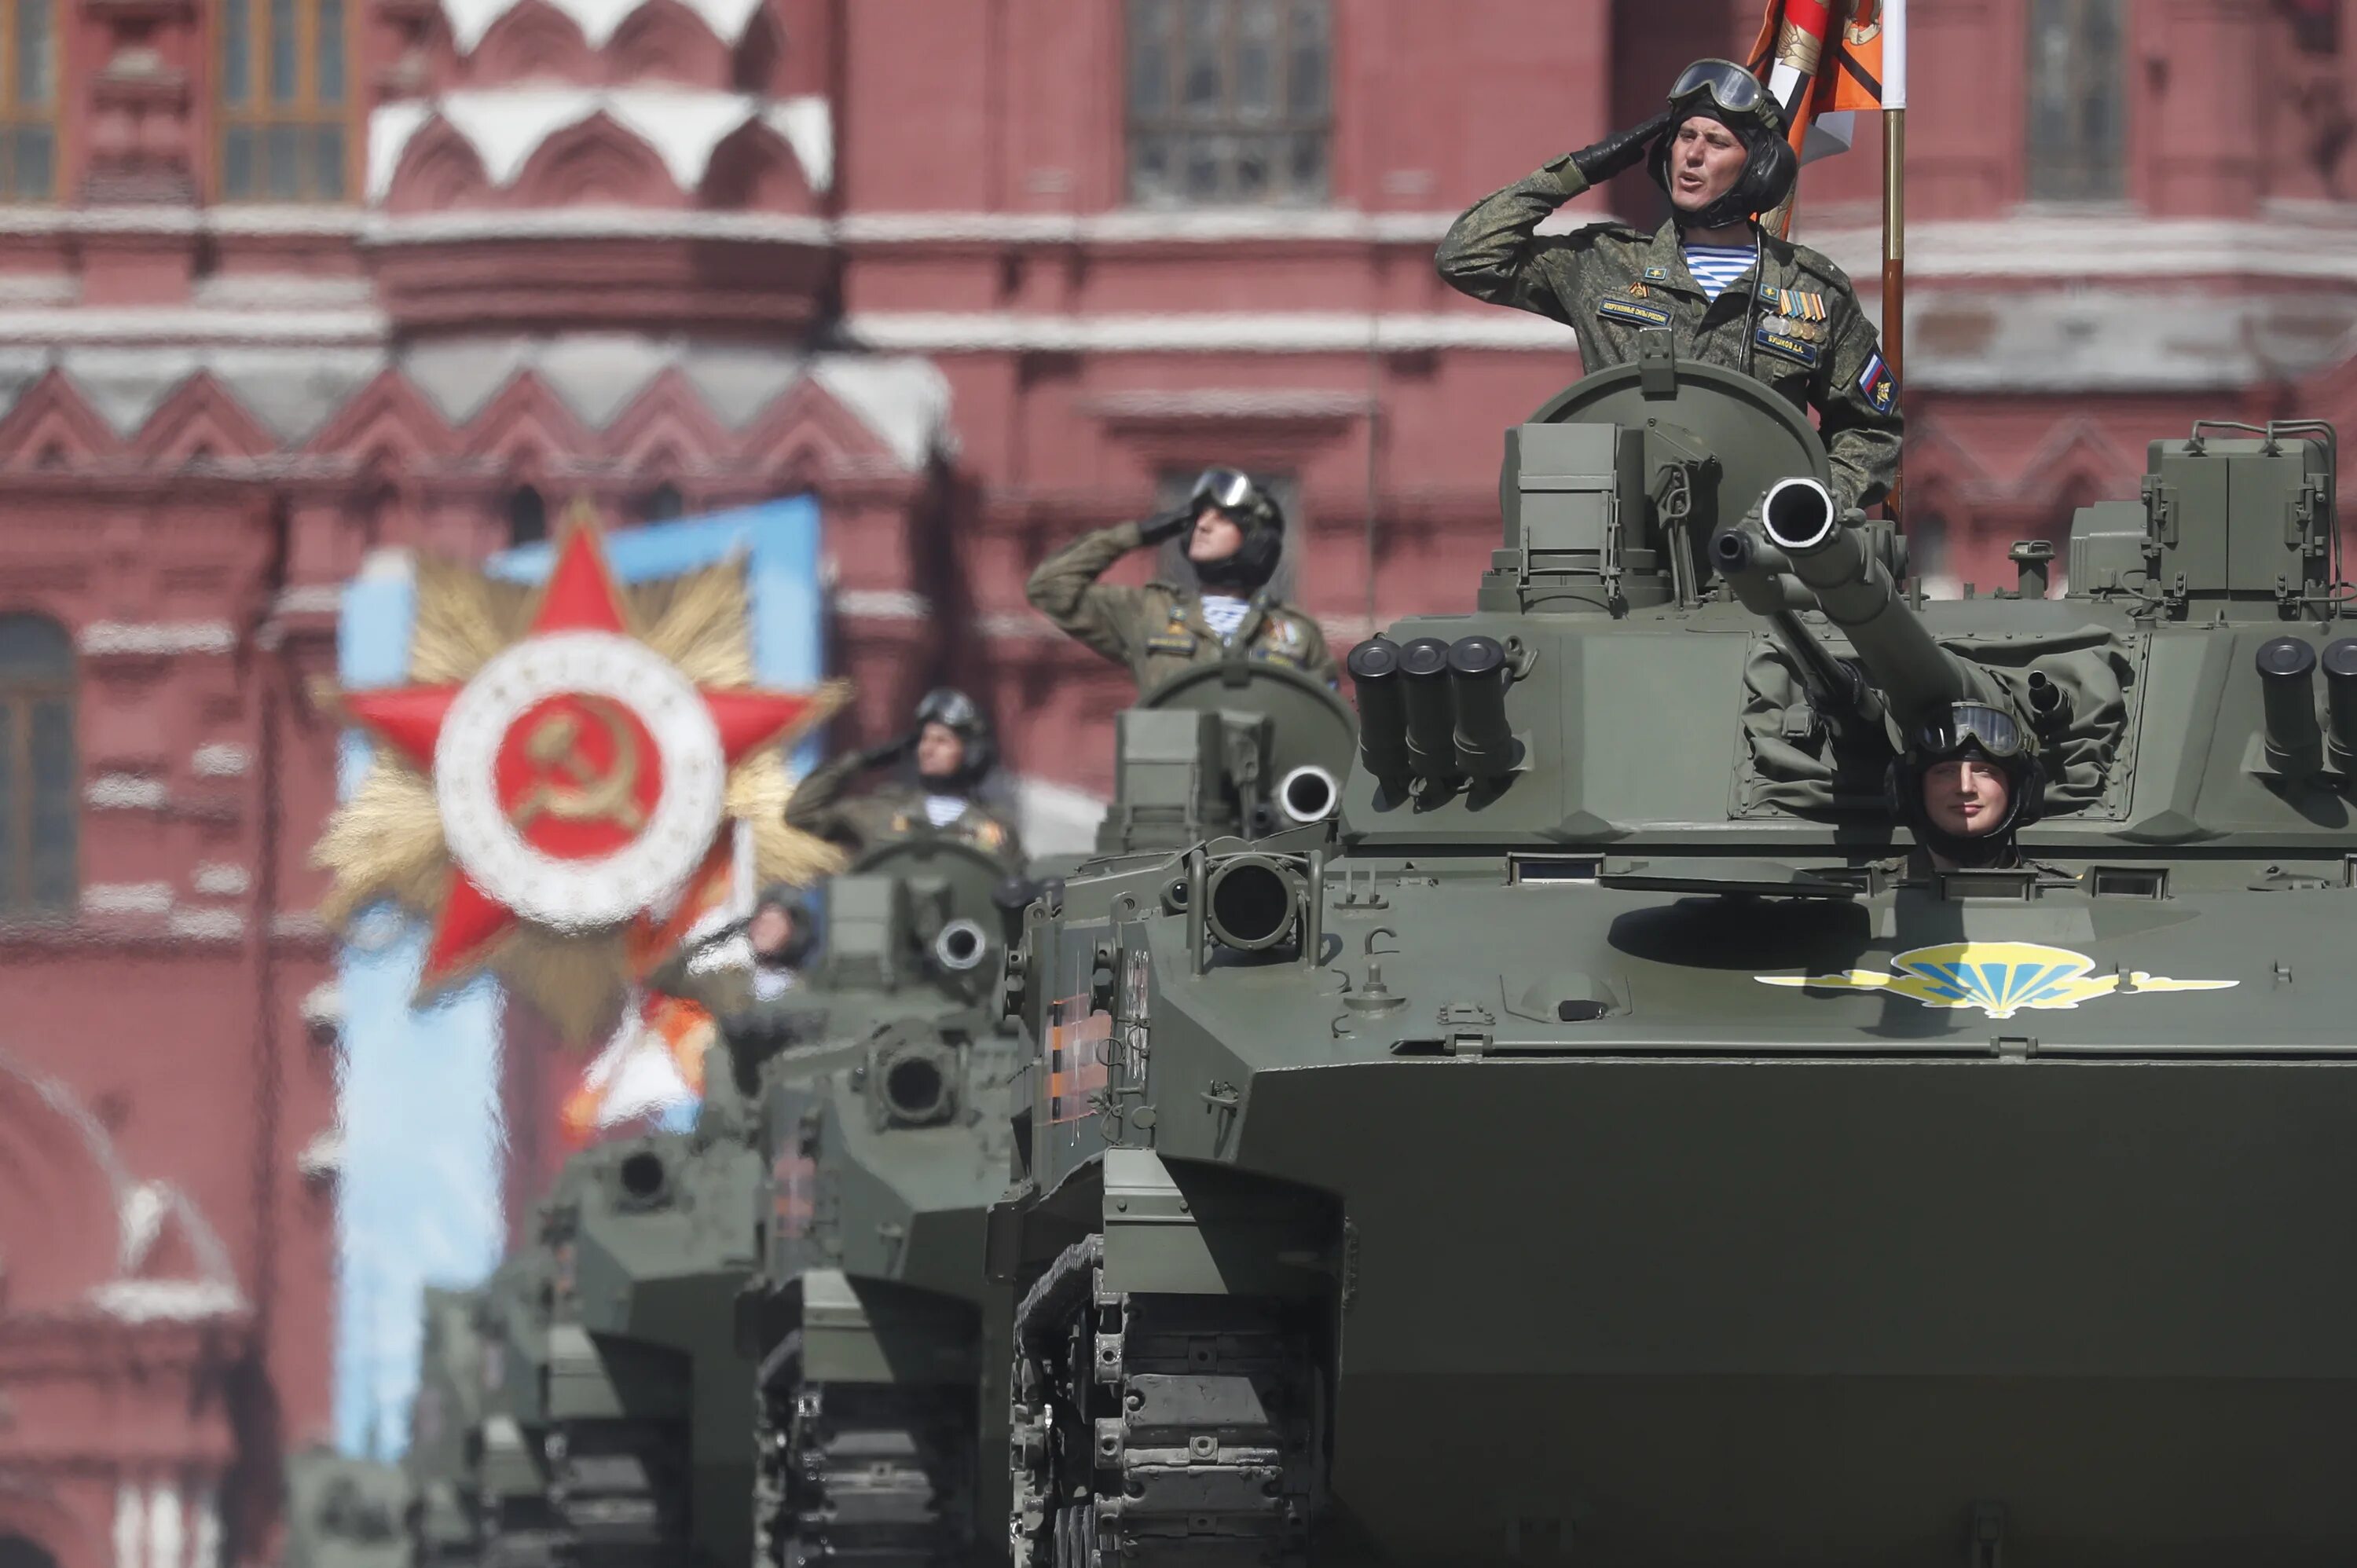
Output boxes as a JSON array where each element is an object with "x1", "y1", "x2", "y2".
[{"x1": 1757, "y1": 940, "x2": 2236, "y2": 1020}]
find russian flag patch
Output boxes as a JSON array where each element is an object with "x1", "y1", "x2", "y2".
[{"x1": 1858, "y1": 351, "x2": 1897, "y2": 414}]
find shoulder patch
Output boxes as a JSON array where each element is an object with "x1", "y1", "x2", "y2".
[
  {"x1": 1859, "y1": 350, "x2": 1898, "y2": 413},
  {"x1": 1598, "y1": 295, "x2": 1673, "y2": 328}
]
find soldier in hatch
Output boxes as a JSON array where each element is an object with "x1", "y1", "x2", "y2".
[
  {"x1": 644, "y1": 882, "x2": 814, "y2": 1017},
  {"x1": 1890, "y1": 702, "x2": 2046, "y2": 871},
  {"x1": 1436, "y1": 58, "x2": 1902, "y2": 513},
  {"x1": 786, "y1": 687, "x2": 1024, "y2": 870},
  {"x1": 1025, "y1": 466, "x2": 1340, "y2": 691}
]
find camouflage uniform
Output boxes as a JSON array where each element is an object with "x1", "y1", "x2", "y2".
[
  {"x1": 1437, "y1": 153, "x2": 1902, "y2": 511},
  {"x1": 786, "y1": 753, "x2": 1025, "y2": 869},
  {"x1": 643, "y1": 944, "x2": 772, "y2": 1019},
  {"x1": 1025, "y1": 520, "x2": 1341, "y2": 691}
]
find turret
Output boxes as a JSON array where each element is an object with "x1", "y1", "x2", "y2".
[{"x1": 1095, "y1": 661, "x2": 1356, "y2": 852}]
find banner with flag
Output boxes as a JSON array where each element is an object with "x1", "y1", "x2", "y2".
[
  {"x1": 332, "y1": 496, "x2": 825, "y2": 1457},
  {"x1": 485, "y1": 503, "x2": 826, "y2": 1146},
  {"x1": 1748, "y1": 0, "x2": 1890, "y2": 166}
]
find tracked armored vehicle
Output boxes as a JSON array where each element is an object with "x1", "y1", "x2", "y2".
[
  {"x1": 285, "y1": 1448, "x2": 414, "y2": 1568},
  {"x1": 989, "y1": 346, "x2": 2357, "y2": 1566},
  {"x1": 471, "y1": 1180, "x2": 581, "y2": 1568},
  {"x1": 735, "y1": 835, "x2": 1030, "y2": 1566},
  {"x1": 405, "y1": 1286, "x2": 489, "y2": 1567},
  {"x1": 528, "y1": 1125, "x2": 765, "y2": 1568}
]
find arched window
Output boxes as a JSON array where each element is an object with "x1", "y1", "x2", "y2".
[
  {"x1": 2027, "y1": 0, "x2": 2126, "y2": 201},
  {"x1": 218, "y1": 0, "x2": 350, "y2": 200},
  {"x1": 0, "y1": 615, "x2": 74, "y2": 914},
  {"x1": 632, "y1": 481, "x2": 684, "y2": 524},
  {"x1": 0, "y1": 0, "x2": 56, "y2": 200},
  {"x1": 506, "y1": 485, "x2": 548, "y2": 548},
  {"x1": 1128, "y1": 0, "x2": 1330, "y2": 206}
]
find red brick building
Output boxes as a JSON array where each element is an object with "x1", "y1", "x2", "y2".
[{"x1": 2, "y1": 2, "x2": 2354, "y2": 1566}]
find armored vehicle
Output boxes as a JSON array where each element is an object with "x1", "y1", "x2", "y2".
[
  {"x1": 285, "y1": 1449, "x2": 414, "y2": 1568},
  {"x1": 405, "y1": 1286, "x2": 489, "y2": 1566},
  {"x1": 735, "y1": 834, "x2": 1038, "y2": 1566},
  {"x1": 522, "y1": 1127, "x2": 758, "y2": 1568},
  {"x1": 989, "y1": 343, "x2": 2357, "y2": 1566},
  {"x1": 471, "y1": 1186, "x2": 579, "y2": 1568}
]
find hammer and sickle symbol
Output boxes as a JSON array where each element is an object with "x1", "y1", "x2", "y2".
[{"x1": 508, "y1": 699, "x2": 648, "y2": 833}]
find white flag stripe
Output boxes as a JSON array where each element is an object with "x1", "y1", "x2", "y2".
[{"x1": 1885, "y1": 0, "x2": 1908, "y2": 110}]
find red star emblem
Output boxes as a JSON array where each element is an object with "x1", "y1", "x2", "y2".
[{"x1": 340, "y1": 519, "x2": 827, "y2": 987}]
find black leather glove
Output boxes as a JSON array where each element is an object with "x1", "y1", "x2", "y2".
[
  {"x1": 1570, "y1": 109, "x2": 1673, "y2": 185},
  {"x1": 1138, "y1": 506, "x2": 1193, "y2": 546},
  {"x1": 856, "y1": 731, "x2": 916, "y2": 771}
]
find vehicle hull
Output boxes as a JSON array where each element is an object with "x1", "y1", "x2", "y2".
[{"x1": 1240, "y1": 1055, "x2": 2357, "y2": 1566}]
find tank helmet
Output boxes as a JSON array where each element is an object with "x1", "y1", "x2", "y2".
[
  {"x1": 750, "y1": 881, "x2": 818, "y2": 966},
  {"x1": 1187, "y1": 466, "x2": 1286, "y2": 592},
  {"x1": 1888, "y1": 700, "x2": 2047, "y2": 866},
  {"x1": 913, "y1": 686, "x2": 994, "y2": 781},
  {"x1": 1648, "y1": 59, "x2": 1798, "y2": 232}
]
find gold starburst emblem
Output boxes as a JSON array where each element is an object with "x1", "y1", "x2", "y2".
[{"x1": 311, "y1": 504, "x2": 848, "y2": 1040}]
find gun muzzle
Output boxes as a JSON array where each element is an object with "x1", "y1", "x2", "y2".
[
  {"x1": 2256, "y1": 636, "x2": 2323, "y2": 777},
  {"x1": 932, "y1": 917, "x2": 990, "y2": 973},
  {"x1": 1276, "y1": 764, "x2": 1340, "y2": 824},
  {"x1": 1760, "y1": 476, "x2": 1839, "y2": 555},
  {"x1": 1710, "y1": 525, "x2": 1807, "y2": 617}
]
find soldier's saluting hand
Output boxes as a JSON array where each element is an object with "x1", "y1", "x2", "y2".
[
  {"x1": 1438, "y1": 58, "x2": 1901, "y2": 515},
  {"x1": 1025, "y1": 467, "x2": 1339, "y2": 694}
]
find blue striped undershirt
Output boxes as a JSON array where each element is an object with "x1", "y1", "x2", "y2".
[{"x1": 1682, "y1": 244, "x2": 1756, "y2": 303}]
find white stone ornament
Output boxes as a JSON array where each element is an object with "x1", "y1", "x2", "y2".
[{"x1": 434, "y1": 630, "x2": 727, "y2": 930}]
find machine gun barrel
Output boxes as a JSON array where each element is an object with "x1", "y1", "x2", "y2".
[
  {"x1": 1758, "y1": 478, "x2": 1989, "y2": 728},
  {"x1": 1710, "y1": 524, "x2": 1879, "y2": 731}
]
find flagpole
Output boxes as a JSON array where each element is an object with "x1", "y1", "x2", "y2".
[{"x1": 1882, "y1": 0, "x2": 1907, "y2": 524}]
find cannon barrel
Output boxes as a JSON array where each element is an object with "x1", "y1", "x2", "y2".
[
  {"x1": 1758, "y1": 477, "x2": 1989, "y2": 728},
  {"x1": 1710, "y1": 523, "x2": 1878, "y2": 730}
]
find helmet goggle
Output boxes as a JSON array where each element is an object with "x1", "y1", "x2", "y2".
[
  {"x1": 916, "y1": 687, "x2": 981, "y2": 731},
  {"x1": 1669, "y1": 58, "x2": 1770, "y2": 119},
  {"x1": 1915, "y1": 702, "x2": 2026, "y2": 762},
  {"x1": 1189, "y1": 467, "x2": 1257, "y2": 513}
]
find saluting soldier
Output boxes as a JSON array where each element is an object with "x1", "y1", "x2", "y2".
[
  {"x1": 643, "y1": 882, "x2": 813, "y2": 1018},
  {"x1": 1438, "y1": 58, "x2": 1902, "y2": 513},
  {"x1": 1026, "y1": 467, "x2": 1340, "y2": 692},
  {"x1": 786, "y1": 687, "x2": 1025, "y2": 870}
]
